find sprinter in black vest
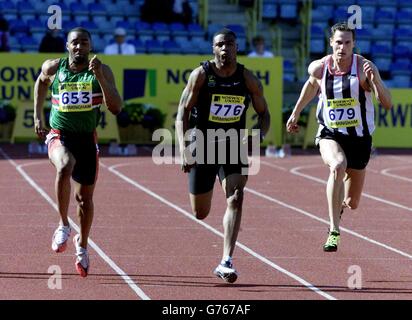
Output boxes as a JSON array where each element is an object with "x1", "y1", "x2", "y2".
[
  {"x1": 286, "y1": 22, "x2": 392, "y2": 252},
  {"x1": 175, "y1": 28, "x2": 270, "y2": 283}
]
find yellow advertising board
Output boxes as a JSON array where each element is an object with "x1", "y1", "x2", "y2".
[
  {"x1": 0, "y1": 53, "x2": 283, "y2": 145},
  {"x1": 373, "y1": 89, "x2": 412, "y2": 147}
]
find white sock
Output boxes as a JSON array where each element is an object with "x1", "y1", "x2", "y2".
[{"x1": 221, "y1": 256, "x2": 232, "y2": 265}]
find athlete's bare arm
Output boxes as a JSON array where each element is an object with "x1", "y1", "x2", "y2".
[
  {"x1": 33, "y1": 58, "x2": 59, "y2": 138},
  {"x1": 89, "y1": 56, "x2": 122, "y2": 115},
  {"x1": 286, "y1": 58, "x2": 324, "y2": 133},
  {"x1": 175, "y1": 66, "x2": 206, "y2": 172},
  {"x1": 359, "y1": 56, "x2": 392, "y2": 110},
  {"x1": 244, "y1": 69, "x2": 270, "y2": 139}
]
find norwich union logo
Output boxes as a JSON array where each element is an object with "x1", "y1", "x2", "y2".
[{"x1": 123, "y1": 69, "x2": 157, "y2": 100}]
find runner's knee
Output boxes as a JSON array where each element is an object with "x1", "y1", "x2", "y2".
[
  {"x1": 227, "y1": 189, "x2": 244, "y2": 210},
  {"x1": 56, "y1": 155, "x2": 75, "y2": 177},
  {"x1": 194, "y1": 207, "x2": 210, "y2": 220},
  {"x1": 329, "y1": 161, "x2": 346, "y2": 179},
  {"x1": 75, "y1": 193, "x2": 93, "y2": 211}
]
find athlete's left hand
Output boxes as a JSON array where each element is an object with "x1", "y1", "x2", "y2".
[
  {"x1": 89, "y1": 55, "x2": 103, "y2": 79},
  {"x1": 363, "y1": 60, "x2": 376, "y2": 83}
]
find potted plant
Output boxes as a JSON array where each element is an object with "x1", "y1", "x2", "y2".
[{"x1": 117, "y1": 102, "x2": 166, "y2": 144}]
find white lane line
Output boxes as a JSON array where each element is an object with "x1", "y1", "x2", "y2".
[
  {"x1": 243, "y1": 187, "x2": 412, "y2": 260},
  {"x1": 381, "y1": 166, "x2": 412, "y2": 183},
  {"x1": 260, "y1": 160, "x2": 288, "y2": 171},
  {"x1": 102, "y1": 161, "x2": 337, "y2": 300},
  {"x1": 0, "y1": 148, "x2": 150, "y2": 300},
  {"x1": 288, "y1": 164, "x2": 412, "y2": 213},
  {"x1": 387, "y1": 155, "x2": 412, "y2": 163}
]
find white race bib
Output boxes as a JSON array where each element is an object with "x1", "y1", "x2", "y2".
[
  {"x1": 325, "y1": 98, "x2": 361, "y2": 128},
  {"x1": 209, "y1": 94, "x2": 245, "y2": 123},
  {"x1": 58, "y1": 82, "x2": 93, "y2": 112}
]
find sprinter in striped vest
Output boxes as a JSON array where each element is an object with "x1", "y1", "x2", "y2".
[
  {"x1": 34, "y1": 27, "x2": 122, "y2": 277},
  {"x1": 286, "y1": 22, "x2": 392, "y2": 252}
]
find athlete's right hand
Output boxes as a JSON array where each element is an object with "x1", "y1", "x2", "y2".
[
  {"x1": 286, "y1": 113, "x2": 300, "y2": 133},
  {"x1": 34, "y1": 118, "x2": 47, "y2": 139},
  {"x1": 180, "y1": 149, "x2": 195, "y2": 173}
]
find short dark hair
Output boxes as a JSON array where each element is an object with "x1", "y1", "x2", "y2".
[
  {"x1": 67, "y1": 27, "x2": 92, "y2": 41},
  {"x1": 213, "y1": 28, "x2": 237, "y2": 40},
  {"x1": 330, "y1": 22, "x2": 355, "y2": 41}
]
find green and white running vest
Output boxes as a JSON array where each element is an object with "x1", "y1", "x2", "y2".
[{"x1": 50, "y1": 57, "x2": 103, "y2": 133}]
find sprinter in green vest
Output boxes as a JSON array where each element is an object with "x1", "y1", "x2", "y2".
[{"x1": 33, "y1": 27, "x2": 122, "y2": 277}]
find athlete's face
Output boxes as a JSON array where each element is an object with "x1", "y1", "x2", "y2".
[
  {"x1": 67, "y1": 32, "x2": 91, "y2": 64},
  {"x1": 213, "y1": 34, "x2": 237, "y2": 65},
  {"x1": 330, "y1": 30, "x2": 354, "y2": 59}
]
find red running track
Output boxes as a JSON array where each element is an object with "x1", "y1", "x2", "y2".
[{"x1": 1, "y1": 144, "x2": 412, "y2": 300}]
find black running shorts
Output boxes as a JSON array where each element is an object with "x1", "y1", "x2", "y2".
[
  {"x1": 47, "y1": 129, "x2": 99, "y2": 185},
  {"x1": 188, "y1": 164, "x2": 248, "y2": 195},
  {"x1": 316, "y1": 127, "x2": 372, "y2": 170}
]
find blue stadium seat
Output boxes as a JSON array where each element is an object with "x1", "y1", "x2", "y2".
[
  {"x1": 135, "y1": 21, "x2": 154, "y2": 42},
  {"x1": 27, "y1": 19, "x2": 45, "y2": 33},
  {"x1": 394, "y1": 28, "x2": 412, "y2": 42},
  {"x1": 283, "y1": 60, "x2": 295, "y2": 82},
  {"x1": 187, "y1": 23, "x2": 204, "y2": 41},
  {"x1": 19, "y1": 35, "x2": 38, "y2": 52},
  {"x1": 333, "y1": 8, "x2": 349, "y2": 23},
  {"x1": 371, "y1": 27, "x2": 393, "y2": 41},
  {"x1": 312, "y1": 5, "x2": 333, "y2": 22},
  {"x1": 17, "y1": 1, "x2": 36, "y2": 15},
  {"x1": 133, "y1": 39, "x2": 146, "y2": 54},
  {"x1": 198, "y1": 41, "x2": 212, "y2": 54},
  {"x1": 310, "y1": 25, "x2": 325, "y2": 39},
  {"x1": 356, "y1": 29, "x2": 372, "y2": 55},
  {"x1": 279, "y1": 0, "x2": 297, "y2": 19},
  {"x1": 151, "y1": 22, "x2": 170, "y2": 41},
  {"x1": 9, "y1": 19, "x2": 29, "y2": 35},
  {"x1": 145, "y1": 39, "x2": 164, "y2": 54},
  {"x1": 310, "y1": 26, "x2": 325, "y2": 54},
  {"x1": 391, "y1": 61, "x2": 411, "y2": 88},
  {"x1": 262, "y1": 4, "x2": 277, "y2": 19},
  {"x1": 92, "y1": 16, "x2": 111, "y2": 33},
  {"x1": 396, "y1": 10, "x2": 412, "y2": 26},
  {"x1": 104, "y1": 2, "x2": 124, "y2": 17},
  {"x1": 163, "y1": 40, "x2": 181, "y2": 54},
  {"x1": 361, "y1": 6, "x2": 376, "y2": 24},
  {"x1": 63, "y1": 20, "x2": 79, "y2": 33},
  {"x1": 374, "y1": 9, "x2": 395, "y2": 24},
  {"x1": 81, "y1": 21, "x2": 99, "y2": 33},
  {"x1": 0, "y1": 2, "x2": 17, "y2": 14},
  {"x1": 8, "y1": 36, "x2": 21, "y2": 52},
  {"x1": 225, "y1": 24, "x2": 246, "y2": 37},
  {"x1": 31, "y1": 32, "x2": 44, "y2": 44},
  {"x1": 152, "y1": 22, "x2": 170, "y2": 37},
  {"x1": 170, "y1": 22, "x2": 188, "y2": 37},
  {"x1": 121, "y1": 1, "x2": 141, "y2": 18},
  {"x1": 92, "y1": 36, "x2": 106, "y2": 53},
  {"x1": 88, "y1": 3, "x2": 107, "y2": 16},
  {"x1": 70, "y1": 3, "x2": 89, "y2": 16},
  {"x1": 74, "y1": 15, "x2": 90, "y2": 25},
  {"x1": 393, "y1": 45, "x2": 410, "y2": 59},
  {"x1": 116, "y1": 20, "x2": 132, "y2": 31},
  {"x1": 207, "y1": 23, "x2": 224, "y2": 41},
  {"x1": 371, "y1": 44, "x2": 392, "y2": 72},
  {"x1": 398, "y1": 0, "x2": 412, "y2": 9}
]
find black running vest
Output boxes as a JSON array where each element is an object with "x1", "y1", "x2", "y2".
[{"x1": 189, "y1": 61, "x2": 250, "y2": 134}]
